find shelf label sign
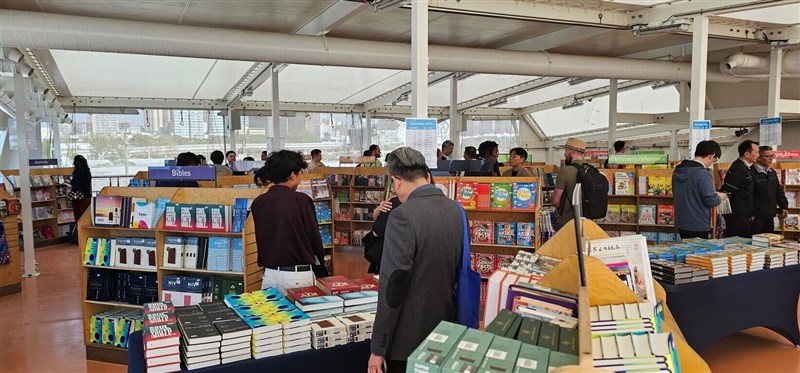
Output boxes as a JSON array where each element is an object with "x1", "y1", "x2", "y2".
[
  {"x1": 759, "y1": 117, "x2": 781, "y2": 146},
  {"x1": 405, "y1": 118, "x2": 438, "y2": 168},
  {"x1": 689, "y1": 120, "x2": 711, "y2": 159},
  {"x1": 148, "y1": 166, "x2": 216, "y2": 181},
  {"x1": 28, "y1": 158, "x2": 58, "y2": 166},
  {"x1": 774, "y1": 150, "x2": 800, "y2": 159},
  {"x1": 608, "y1": 154, "x2": 668, "y2": 164}
]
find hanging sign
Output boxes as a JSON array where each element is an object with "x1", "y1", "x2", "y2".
[
  {"x1": 28, "y1": 159, "x2": 58, "y2": 167},
  {"x1": 689, "y1": 120, "x2": 711, "y2": 159},
  {"x1": 584, "y1": 150, "x2": 608, "y2": 158},
  {"x1": 405, "y1": 118, "x2": 438, "y2": 168},
  {"x1": 759, "y1": 117, "x2": 781, "y2": 146},
  {"x1": 774, "y1": 150, "x2": 800, "y2": 159},
  {"x1": 607, "y1": 154, "x2": 668, "y2": 165},
  {"x1": 148, "y1": 166, "x2": 216, "y2": 181}
]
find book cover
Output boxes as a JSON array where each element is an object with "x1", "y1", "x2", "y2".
[
  {"x1": 512, "y1": 182, "x2": 537, "y2": 210},
  {"x1": 214, "y1": 318, "x2": 251, "y2": 339},
  {"x1": 316, "y1": 276, "x2": 359, "y2": 295},
  {"x1": 178, "y1": 204, "x2": 195, "y2": 230},
  {"x1": 614, "y1": 172, "x2": 635, "y2": 196},
  {"x1": 495, "y1": 254, "x2": 515, "y2": 270},
  {"x1": 475, "y1": 183, "x2": 492, "y2": 210},
  {"x1": 153, "y1": 198, "x2": 170, "y2": 226},
  {"x1": 516, "y1": 222, "x2": 535, "y2": 247},
  {"x1": 495, "y1": 222, "x2": 517, "y2": 245},
  {"x1": 784, "y1": 169, "x2": 800, "y2": 185},
  {"x1": 457, "y1": 182, "x2": 478, "y2": 209},
  {"x1": 163, "y1": 203, "x2": 179, "y2": 230},
  {"x1": 93, "y1": 195, "x2": 124, "y2": 227},
  {"x1": 588, "y1": 235, "x2": 657, "y2": 307},
  {"x1": 206, "y1": 237, "x2": 231, "y2": 272},
  {"x1": 142, "y1": 323, "x2": 181, "y2": 350},
  {"x1": 490, "y1": 183, "x2": 512, "y2": 209},
  {"x1": 473, "y1": 253, "x2": 495, "y2": 277},
  {"x1": 637, "y1": 176, "x2": 649, "y2": 196},
  {"x1": 470, "y1": 220, "x2": 494, "y2": 244},
  {"x1": 83, "y1": 238, "x2": 99, "y2": 265},
  {"x1": 295, "y1": 295, "x2": 345, "y2": 312},
  {"x1": 350, "y1": 277, "x2": 379, "y2": 291},
  {"x1": 183, "y1": 237, "x2": 199, "y2": 269},
  {"x1": 785, "y1": 214, "x2": 799, "y2": 231},
  {"x1": 607, "y1": 205, "x2": 621, "y2": 224},
  {"x1": 314, "y1": 201, "x2": 332, "y2": 223},
  {"x1": 619, "y1": 205, "x2": 637, "y2": 224},
  {"x1": 340, "y1": 291, "x2": 378, "y2": 306},
  {"x1": 194, "y1": 205, "x2": 210, "y2": 231},
  {"x1": 130, "y1": 201, "x2": 155, "y2": 229},
  {"x1": 638, "y1": 205, "x2": 656, "y2": 225},
  {"x1": 230, "y1": 238, "x2": 244, "y2": 272},
  {"x1": 786, "y1": 192, "x2": 796, "y2": 208},
  {"x1": 656, "y1": 205, "x2": 674, "y2": 225},
  {"x1": 312, "y1": 179, "x2": 331, "y2": 200},
  {"x1": 319, "y1": 225, "x2": 333, "y2": 247},
  {"x1": 286, "y1": 286, "x2": 326, "y2": 303},
  {"x1": 208, "y1": 205, "x2": 228, "y2": 232},
  {"x1": 162, "y1": 236, "x2": 184, "y2": 268}
]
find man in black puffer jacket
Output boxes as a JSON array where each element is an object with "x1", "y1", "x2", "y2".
[
  {"x1": 720, "y1": 140, "x2": 759, "y2": 238},
  {"x1": 750, "y1": 145, "x2": 789, "y2": 234}
]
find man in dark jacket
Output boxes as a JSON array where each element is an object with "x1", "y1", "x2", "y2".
[
  {"x1": 720, "y1": 140, "x2": 759, "y2": 238},
  {"x1": 673, "y1": 141, "x2": 727, "y2": 239},
  {"x1": 751, "y1": 146, "x2": 790, "y2": 234}
]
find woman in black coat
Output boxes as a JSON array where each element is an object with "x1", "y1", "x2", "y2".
[{"x1": 70, "y1": 155, "x2": 92, "y2": 223}]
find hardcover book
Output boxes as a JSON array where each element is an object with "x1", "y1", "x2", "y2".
[
  {"x1": 178, "y1": 204, "x2": 195, "y2": 230},
  {"x1": 93, "y1": 195, "x2": 124, "y2": 227},
  {"x1": 130, "y1": 201, "x2": 155, "y2": 229},
  {"x1": 316, "y1": 276, "x2": 359, "y2": 295},
  {"x1": 163, "y1": 203, "x2": 179, "y2": 229},
  {"x1": 490, "y1": 183, "x2": 512, "y2": 209},
  {"x1": 295, "y1": 295, "x2": 345, "y2": 312},
  {"x1": 475, "y1": 183, "x2": 491, "y2": 210},
  {"x1": 457, "y1": 182, "x2": 478, "y2": 209},
  {"x1": 495, "y1": 222, "x2": 517, "y2": 245},
  {"x1": 286, "y1": 286, "x2": 326, "y2": 303},
  {"x1": 350, "y1": 277, "x2": 379, "y2": 291},
  {"x1": 206, "y1": 237, "x2": 231, "y2": 272},
  {"x1": 614, "y1": 172, "x2": 635, "y2": 196},
  {"x1": 619, "y1": 205, "x2": 637, "y2": 224},
  {"x1": 230, "y1": 238, "x2": 244, "y2": 272},
  {"x1": 784, "y1": 169, "x2": 800, "y2": 185},
  {"x1": 512, "y1": 182, "x2": 537, "y2": 210},
  {"x1": 656, "y1": 205, "x2": 674, "y2": 225},
  {"x1": 193, "y1": 205, "x2": 210, "y2": 231},
  {"x1": 472, "y1": 253, "x2": 496, "y2": 277},
  {"x1": 470, "y1": 220, "x2": 494, "y2": 244},
  {"x1": 142, "y1": 323, "x2": 181, "y2": 350},
  {"x1": 517, "y1": 222, "x2": 535, "y2": 247},
  {"x1": 638, "y1": 205, "x2": 656, "y2": 225}
]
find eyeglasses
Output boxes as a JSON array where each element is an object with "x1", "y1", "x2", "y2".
[
  {"x1": 713, "y1": 155, "x2": 719, "y2": 163},
  {"x1": 760, "y1": 154, "x2": 775, "y2": 158}
]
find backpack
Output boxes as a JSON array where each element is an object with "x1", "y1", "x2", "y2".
[{"x1": 567, "y1": 163, "x2": 609, "y2": 219}]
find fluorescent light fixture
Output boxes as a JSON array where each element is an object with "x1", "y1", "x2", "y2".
[
  {"x1": 370, "y1": 0, "x2": 409, "y2": 12},
  {"x1": 562, "y1": 100, "x2": 586, "y2": 109},
  {"x1": 487, "y1": 98, "x2": 508, "y2": 108},
  {"x1": 392, "y1": 93, "x2": 409, "y2": 106},
  {"x1": 568, "y1": 77, "x2": 594, "y2": 86},
  {"x1": 632, "y1": 23, "x2": 690, "y2": 37},
  {"x1": 651, "y1": 81, "x2": 678, "y2": 90}
]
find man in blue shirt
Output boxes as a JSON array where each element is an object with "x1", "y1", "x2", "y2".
[{"x1": 673, "y1": 141, "x2": 728, "y2": 239}]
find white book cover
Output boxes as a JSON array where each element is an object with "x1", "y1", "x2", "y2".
[
  {"x1": 588, "y1": 235, "x2": 657, "y2": 307},
  {"x1": 623, "y1": 303, "x2": 640, "y2": 318},
  {"x1": 615, "y1": 334, "x2": 635, "y2": 358},
  {"x1": 108, "y1": 239, "x2": 117, "y2": 267},
  {"x1": 600, "y1": 335, "x2": 619, "y2": 359},
  {"x1": 631, "y1": 333, "x2": 653, "y2": 356},
  {"x1": 184, "y1": 237, "x2": 199, "y2": 269},
  {"x1": 162, "y1": 236, "x2": 184, "y2": 268}
]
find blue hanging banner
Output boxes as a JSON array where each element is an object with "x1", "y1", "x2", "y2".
[{"x1": 147, "y1": 166, "x2": 216, "y2": 181}]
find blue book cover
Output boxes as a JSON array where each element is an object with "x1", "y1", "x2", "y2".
[
  {"x1": 182, "y1": 276, "x2": 204, "y2": 294},
  {"x1": 512, "y1": 182, "x2": 537, "y2": 210},
  {"x1": 495, "y1": 222, "x2": 517, "y2": 245},
  {"x1": 516, "y1": 222, "x2": 535, "y2": 247},
  {"x1": 230, "y1": 238, "x2": 244, "y2": 272},
  {"x1": 318, "y1": 225, "x2": 333, "y2": 247},
  {"x1": 314, "y1": 201, "x2": 332, "y2": 223},
  {"x1": 206, "y1": 236, "x2": 231, "y2": 271},
  {"x1": 83, "y1": 237, "x2": 99, "y2": 265},
  {"x1": 97, "y1": 238, "x2": 111, "y2": 266},
  {"x1": 641, "y1": 231, "x2": 659, "y2": 246},
  {"x1": 296, "y1": 295, "x2": 344, "y2": 312}
]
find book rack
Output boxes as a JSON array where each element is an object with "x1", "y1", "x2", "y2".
[
  {"x1": 77, "y1": 186, "x2": 181, "y2": 364},
  {"x1": 1, "y1": 167, "x2": 75, "y2": 248},
  {"x1": 0, "y1": 188, "x2": 21, "y2": 297}
]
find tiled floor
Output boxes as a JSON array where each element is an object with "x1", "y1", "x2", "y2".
[{"x1": 0, "y1": 244, "x2": 798, "y2": 372}]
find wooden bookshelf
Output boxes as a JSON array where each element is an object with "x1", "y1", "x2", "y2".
[
  {"x1": 2, "y1": 167, "x2": 75, "y2": 248},
  {"x1": 0, "y1": 189, "x2": 21, "y2": 297},
  {"x1": 77, "y1": 186, "x2": 180, "y2": 364},
  {"x1": 777, "y1": 163, "x2": 800, "y2": 238}
]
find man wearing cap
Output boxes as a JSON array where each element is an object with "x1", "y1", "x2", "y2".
[
  {"x1": 552, "y1": 137, "x2": 587, "y2": 231},
  {"x1": 368, "y1": 147, "x2": 463, "y2": 373}
]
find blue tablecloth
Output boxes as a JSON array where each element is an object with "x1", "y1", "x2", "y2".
[
  {"x1": 127, "y1": 331, "x2": 370, "y2": 373},
  {"x1": 659, "y1": 264, "x2": 800, "y2": 353}
]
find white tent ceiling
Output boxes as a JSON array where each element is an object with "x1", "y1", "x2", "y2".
[{"x1": 1, "y1": 0, "x2": 799, "y2": 140}]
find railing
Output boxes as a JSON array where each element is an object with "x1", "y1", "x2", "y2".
[{"x1": 90, "y1": 174, "x2": 136, "y2": 195}]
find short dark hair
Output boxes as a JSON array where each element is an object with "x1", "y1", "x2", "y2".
[
  {"x1": 177, "y1": 152, "x2": 200, "y2": 166},
  {"x1": 464, "y1": 146, "x2": 478, "y2": 159},
  {"x1": 261, "y1": 150, "x2": 268, "y2": 155},
  {"x1": 210, "y1": 150, "x2": 224, "y2": 165},
  {"x1": 386, "y1": 147, "x2": 429, "y2": 182},
  {"x1": 478, "y1": 141, "x2": 498, "y2": 158},
  {"x1": 368, "y1": 144, "x2": 380, "y2": 153},
  {"x1": 225, "y1": 150, "x2": 236, "y2": 157},
  {"x1": 311, "y1": 149, "x2": 322, "y2": 157},
  {"x1": 759, "y1": 145, "x2": 773, "y2": 155},
  {"x1": 613, "y1": 140, "x2": 626, "y2": 152},
  {"x1": 694, "y1": 140, "x2": 721, "y2": 159},
  {"x1": 510, "y1": 147, "x2": 528, "y2": 161},
  {"x1": 442, "y1": 140, "x2": 454, "y2": 149},
  {"x1": 363, "y1": 150, "x2": 371, "y2": 156},
  {"x1": 197, "y1": 154, "x2": 206, "y2": 162},
  {"x1": 264, "y1": 150, "x2": 306, "y2": 184},
  {"x1": 253, "y1": 166, "x2": 269, "y2": 186},
  {"x1": 243, "y1": 156, "x2": 255, "y2": 161},
  {"x1": 738, "y1": 140, "x2": 759, "y2": 157}
]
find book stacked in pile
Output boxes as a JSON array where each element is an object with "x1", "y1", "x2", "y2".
[
  {"x1": 287, "y1": 286, "x2": 345, "y2": 318},
  {"x1": 225, "y1": 288, "x2": 312, "y2": 359},
  {"x1": 649, "y1": 259, "x2": 708, "y2": 284},
  {"x1": 142, "y1": 301, "x2": 181, "y2": 372},
  {"x1": 336, "y1": 312, "x2": 375, "y2": 343},
  {"x1": 752, "y1": 233, "x2": 784, "y2": 248},
  {"x1": 285, "y1": 276, "x2": 379, "y2": 318},
  {"x1": 781, "y1": 245, "x2": 799, "y2": 266},
  {"x1": 88, "y1": 308, "x2": 143, "y2": 349},
  {"x1": 763, "y1": 248, "x2": 786, "y2": 269},
  {"x1": 588, "y1": 302, "x2": 679, "y2": 372},
  {"x1": 729, "y1": 245, "x2": 766, "y2": 272},
  {"x1": 726, "y1": 250, "x2": 748, "y2": 275},
  {"x1": 310, "y1": 317, "x2": 347, "y2": 349},
  {"x1": 685, "y1": 252, "x2": 730, "y2": 278}
]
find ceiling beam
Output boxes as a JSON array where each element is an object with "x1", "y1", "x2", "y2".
[
  {"x1": 656, "y1": 102, "x2": 800, "y2": 124},
  {"x1": 629, "y1": 0, "x2": 798, "y2": 26},
  {"x1": 293, "y1": 0, "x2": 368, "y2": 36},
  {"x1": 363, "y1": 72, "x2": 453, "y2": 111},
  {"x1": 522, "y1": 115, "x2": 546, "y2": 142},
  {"x1": 545, "y1": 124, "x2": 688, "y2": 147},
  {"x1": 457, "y1": 77, "x2": 567, "y2": 112},
  {"x1": 517, "y1": 80, "x2": 653, "y2": 115},
  {"x1": 622, "y1": 39, "x2": 754, "y2": 60},
  {"x1": 501, "y1": 26, "x2": 614, "y2": 52},
  {"x1": 428, "y1": 0, "x2": 629, "y2": 28}
]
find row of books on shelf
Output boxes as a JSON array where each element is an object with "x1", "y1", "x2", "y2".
[
  {"x1": 164, "y1": 236, "x2": 245, "y2": 272},
  {"x1": 470, "y1": 221, "x2": 536, "y2": 246},
  {"x1": 597, "y1": 204, "x2": 675, "y2": 226},
  {"x1": 31, "y1": 206, "x2": 54, "y2": 220},
  {"x1": 86, "y1": 268, "x2": 157, "y2": 305},
  {"x1": 332, "y1": 205, "x2": 374, "y2": 222},
  {"x1": 332, "y1": 229, "x2": 367, "y2": 246},
  {"x1": 57, "y1": 197, "x2": 73, "y2": 210},
  {"x1": 56, "y1": 184, "x2": 72, "y2": 197},
  {"x1": 438, "y1": 181, "x2": 538, "y2": 210},
  {"x1": 314, "y1": 201, "x2": 332, "y2": 223},
  {"x1": 325, "y1": 174, "x2": 387, "y2": 187},
  {"x1": 605, "y1": 231, "x2": 680, "y2": 245},
  {"x1": 93, "y1": 196, "x2": 170, "y2": 229},
  {"x1": 89, "y1": 308, "x2": 143, "y2": 349},
  {"x1": 719, "y1": 167, "x2": 800, "y2": 185},
  {"x1": 25, "y1": 188, "x2": 54, "y2": 202},
  {"x1": 84, "y1": 237, "x2": 157, "y2": 269},
  {"x1": 162, "y1": 199, "x2": 251, "y2": 233},
  {"x1": 5, "y1": 174, "x2": 72, "y2": 188},
  {"x1": 57, "y1": 209, "x2": 75, "y2": 224},
  {"x1": 296, "y1": 178, "x2": 331, "y2": 201},
  {"x1": 162, "y1": 275, "x2": 244, "y2": 307},
  {"x1": 608, "y1": 172, "x2": 673, "y2": 197},
  {"x1": 470, "y1": 252, "x2": 516, "y2": 278}
]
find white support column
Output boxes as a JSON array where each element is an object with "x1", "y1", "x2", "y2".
[
  {"x1": 547, "y1": 146, "x2": 555, "y2": 165},
  {"x1": 271, "y1": 67, "x2": 282, "y2": 152},
  {"x1": 767, "y1": 49, "x2": 783, "y2": 116},
  {"x1": 449, "y1": 75, "x2": 460, "y2": 158},
  {"x1": 689, "y1": 15, "x2": 709, "y2": 122},
  {"x1": 13, "y1": 71, "x2": 38, "y2": 277},
  {"x1": 670, "y1": 130, "x2": 679, "y2": 161},
  {"x1": 608, "y1": 79, "x2": 618, "y2": 154},
  {"x1": 364, "y1": 110, "x2": 372, "y2": 146},
  {"x1": 52, "y1": 115, "x2": 62, "y2": 164},
  {"x1": 410, "y1": 0, "x2": 428, "y2": 118}
]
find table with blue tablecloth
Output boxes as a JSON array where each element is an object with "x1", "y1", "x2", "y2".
[
  {"x1": 658, "y1": 264, "x2": 800, "y2": 353},
  {"x1": 127, "y1": 331, "x2": 370, "y2": 373}
]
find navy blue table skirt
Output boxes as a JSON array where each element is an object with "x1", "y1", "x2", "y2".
[
  {"x1": 128, "y1": 331, "x2": 370, "y2": 373},
  {"x1": 659, "y1": 264, "x2": 800, "y2": 353}
]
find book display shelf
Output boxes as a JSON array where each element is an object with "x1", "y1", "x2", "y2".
[
  {"x1": 778, "y1": 162, "x2": 800, "y2": 239},
  {"x1": 0, "y1": 189, "x2": 21, "y2": 296},
  {"x1": 1, "y1": 167, "x2": 75, "y2": 248},
  {"x1": 77, "y1": 186, "x2": 180, "y2": 364}
]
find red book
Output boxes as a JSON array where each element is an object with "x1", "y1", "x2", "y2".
[
  {"x1": 457, "y1": 182, "x2": 478, "y2": 209},
  {"x1": 142, "y1": 323, "x2": 181, "y2": 350},
  {"x1": 143, "y1": 301, "x2": 175, "y2": 314},
  {"x1": 315, "y1": 276, "x2": 359, "y2": 295},
  {"x1": 475, "y1": 183, "x2": 492, "y2": 210},
  {"x1": 351, "y1": 277, "x2": 379, "y2": 291},
  {"x1": 143, "y1": 311, "x2": 177, "y2": 326},
  {"x1": 285, "y1": 285, "x2": 326, "y2": 303}
]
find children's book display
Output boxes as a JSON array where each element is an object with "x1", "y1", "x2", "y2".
[{"x1": 3, "y1": 167, "x2": 76, "y2": 247}]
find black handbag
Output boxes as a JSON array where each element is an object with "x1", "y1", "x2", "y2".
[
  {"x1": 67, "y1": 190, "x2": 84, "y2": 201},
  {"x1": 362, "y1": 231, "x2": 384, "y2": 266}
]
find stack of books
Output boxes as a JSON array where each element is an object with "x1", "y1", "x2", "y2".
[
  {"x1": 310, "y1": 316, "x2": 347, "y2": 349},
  {"x1": 733, "y1": 246, "x2": 766, "y2": 272},
  {"x1": 752, "y1": 233, "x2": 784, "y2": 248},
  {"x1": 340, "y1": 291, "x2": 378, "y2": 314},
  {"x1": 175, "y1": 306, "x2": 221, "y2": 370},
  {"x1": 782, "y1": 246, "x2": 799, "y2": 265},
  {"x1": 142, "y1": 301, "x2": 181, "y2": 372},
  {"x1": 336, "y1": 312, "x2": 375, "y2": 343},
  {"x1": 649, "y1": 260, "x2": 695, "y2": 285},
  {"x1": 727, "y1": 250, "x2": 748, "y2": 275},
  {"x1": 203, "y1": 303, "x2": 252, "y2": 364},
  {"x1": 764, "y1": 248, "x2": 785, "y2": 269},
  {"x1": 685, "y1": 252, "x2": 730, "y2": 278}
]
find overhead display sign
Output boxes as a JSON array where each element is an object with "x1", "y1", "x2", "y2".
[
  {"x1": 148, "y1": 166, "x2": 216, "y2": 181},
  {"x1": 28, "y1": 159, "x2": 58, "y2": 166},
  {"x1": 584, "y1": 150, "x2": 608, "y2": 158},
  {"x1": 689, "y1": 120, "x2": 711, "y2": 159},
  {"x1": 607, "y1": 154, "x2": 668, "y2": 165},
  {"x1": 405, "y1": 118, "x2": 438, "y2": 168},
  {"x1": 759, "y1": 117, "x2": 781, "y2": 146},
  {"x1": 774, "y1": 150, "x2": 800, "y2": 159}
]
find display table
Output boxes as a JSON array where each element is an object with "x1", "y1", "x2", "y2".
[
  {"x1": 127, "y1": 331, "x2": 370, "y2": 373},
  {"x1": 658, "y1": 264, "x2": 800, "y2": 353}
]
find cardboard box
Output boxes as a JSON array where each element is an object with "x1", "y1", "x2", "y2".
[
  {"x1": 513, "y1": 343, "x2": 550, "y2": 373},
  {"x1": 478, "y1": 335, "x2": 521, "y2": 373},
  {"x1": 407, "y1": 321, "x2": 467, "y2": 373},
  {"x1": 442, "y1": 329, "x2": 495, "y2": 373}
]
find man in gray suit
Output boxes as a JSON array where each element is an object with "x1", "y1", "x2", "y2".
[{"x1": 368, "y1": 147, "x2": 464, "y2": 373}]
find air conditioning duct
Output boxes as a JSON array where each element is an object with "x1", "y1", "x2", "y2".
[{"x1": 720, "y1": 51, "x2": 800, "y2": 76}]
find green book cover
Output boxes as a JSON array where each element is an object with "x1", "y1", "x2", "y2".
[
  {"x1": 514, "y1": 343, "x2": 550, "y2": 373},
  {"x1": 505, "y1": 313, "x2": 523, "y2": 338},
  {"x1": 490, "y1": 183, "x2": 512, "y2": 209},
  {"x1": 220, "y1": 278, "x2": 244, "y2": 295},
  {"x1": 548, "y1": 350, "x2": 578, "y2": 371},
  {"x1": 557, "y1": 327, "x2": 578, "y2": 356},
  {"x1": 485, "y1": 309, "x2": 519, "y2": 337},
  {"x1": 536, "y1": 321, "x2": 560, "y2": 351},
  {"x1": 443, "y1": 329, "x2": 495, "y2": 373},
  {"x1": 408, "y1": 321, "x2": 467, "y2": 373},
  {"x1": 478, "y1": 335, "x2": 521, "y2": 373},
  {"x1": 515, "y1": 317, "x2": 542, "y2": 345}
]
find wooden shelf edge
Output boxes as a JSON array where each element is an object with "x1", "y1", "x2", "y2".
[
  {"x1": 160, "y1": 267, "x2": 244, "y2": 276},
  {"x1": 85, "y1": 300, "x2": 143, "y2": 309},
  {"x1": 85, "y1": 344, "x2": 128, "y2": 365},
  {"x1": 83, "y1": 265, "x2": 157, "y2": 273}
]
